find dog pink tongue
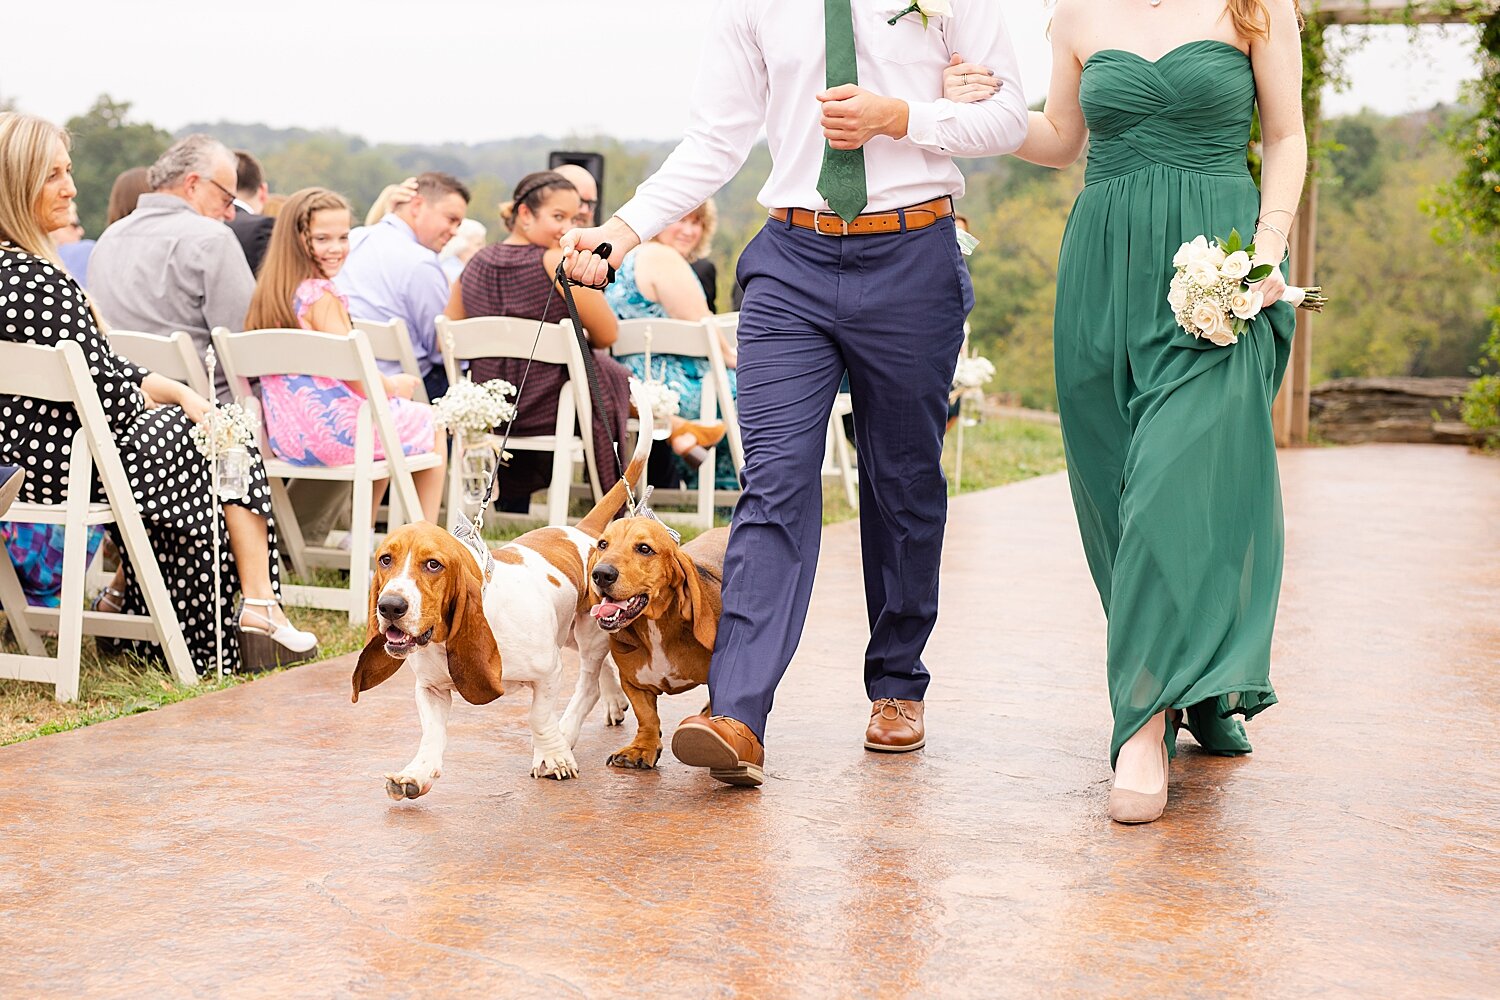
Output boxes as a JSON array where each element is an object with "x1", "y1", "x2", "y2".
[
  {"x1": 385, "y1": 626, "x2": 405, "y2": 642},
  {"x1": 590, "y1": 601, "x2": 628, "y2": 619}
]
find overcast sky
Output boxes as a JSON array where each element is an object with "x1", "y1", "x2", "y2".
[{"x1": 0, "y1": 1, "x2": 1480, "y2": 146}]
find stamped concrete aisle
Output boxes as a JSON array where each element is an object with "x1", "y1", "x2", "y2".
[{"x1": 2, "y1": 444, "x2": 1497, "y2": 998}]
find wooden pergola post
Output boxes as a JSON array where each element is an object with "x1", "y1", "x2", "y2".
[{"x1": 1273, "y1": 0, "x2": 1493, "y2": 447}]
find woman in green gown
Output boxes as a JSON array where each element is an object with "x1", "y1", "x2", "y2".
[{"x1": 951, "y1": 0, "x2": 1306, "y2": 823}]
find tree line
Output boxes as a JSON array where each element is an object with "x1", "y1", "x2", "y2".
[{"x1": 54, "y1": 94, "x2": 1496, "y2": 411}]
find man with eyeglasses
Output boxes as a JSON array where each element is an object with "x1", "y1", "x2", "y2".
[
  {"x1": 90, "y1": 134, "x2": 254, "y2": 401},
  {"x1": 552, "y1": 164, "x2": 600, "y2": 229}
]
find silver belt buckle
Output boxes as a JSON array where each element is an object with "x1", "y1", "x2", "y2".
[{"x1": 813, "y1": 210, "x2": 850, "y2": 236}]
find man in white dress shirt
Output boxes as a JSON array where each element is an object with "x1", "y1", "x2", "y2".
[{"x1": 564, "y1": 0, "x2": 1027, "y2": 786}]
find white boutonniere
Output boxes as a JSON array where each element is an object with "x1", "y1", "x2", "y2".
[{"x1": 887, "y1": 0, "x2": 951, "y2": 28}]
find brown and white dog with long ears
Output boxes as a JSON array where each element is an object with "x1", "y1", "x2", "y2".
[
  {"x1": 352, "y1": 447, "x2": 647, "y2": 800},
  {"x1": 569, "y1": 517, "x2": 729, "y2": 769}
]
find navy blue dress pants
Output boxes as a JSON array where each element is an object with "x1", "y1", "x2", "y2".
[{"x1": 709, "y1": 212, "x2": 973, "y2": 743}]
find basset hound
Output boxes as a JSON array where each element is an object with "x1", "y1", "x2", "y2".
[
  {"x1": 352, "y1": 454, "x2": 646, "y2": 800},
  {"x1": 571, "y1": 517, "x2": 729, "y2": 769}
]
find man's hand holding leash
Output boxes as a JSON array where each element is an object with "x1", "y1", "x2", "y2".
[{"x1": 561, "y1": 218, "x2": 641, "y2": 289}]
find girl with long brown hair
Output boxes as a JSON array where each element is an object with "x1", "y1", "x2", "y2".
[
  {"x1": 0, "y1": 111, "x2": 317, "y2": 673},
  {"x1": 247, "y1": 187, "x2": 446, "y2": 522},
  {"x1": 949, "y1": 0, "x2": 1306, "y2": 823}
]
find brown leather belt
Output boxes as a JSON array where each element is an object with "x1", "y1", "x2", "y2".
[{"x1": 769, "y1": 196, "x2": 954, "y2": 237}]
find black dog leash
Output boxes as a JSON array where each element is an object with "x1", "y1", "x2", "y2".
[{"x1": 470, "y1": 244, "x2": 625, "y2": 520}]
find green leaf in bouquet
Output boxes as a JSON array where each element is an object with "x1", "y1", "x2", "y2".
[
  {"x1": 1225, "y1": 229, "x2": 1242, "y2": 253},
  {"x1": 1246, "y1": 264, "x2": 1274, "y2": 282}
]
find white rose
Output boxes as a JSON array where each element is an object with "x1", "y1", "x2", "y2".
[
  {"x1": 1167, "y1": 277, "x2": 1189, "y2": 313},
  {"x1": 1206, "y1": 311, "x2": 1238, "y2": 347},
  {"x1": 1190, "y1": 302, "x2": 1221, "y2": 334},
  {"x1": 1207, "y1": 244, "x2": 1228, "y2": 267},
  {"x1": 1172, "y1": 240, "x2": 1198, "y2": 268},
  {"x1": 1220, "y1": 250, "x2": 1252, "y2": 281},
  {"x1": 1229, "y1": 287, "x2": 1264, "y2": 320},
  {"x1": 1187, "y1": 259, "x2": 1220, "y2": 287},
  {"x1": 917, "y1": 0, "x2": 953, "y2": 14}
]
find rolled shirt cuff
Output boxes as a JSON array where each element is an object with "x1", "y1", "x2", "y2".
[{"x1": 613, "y1": 201, "x2": 663, "y2": 246}]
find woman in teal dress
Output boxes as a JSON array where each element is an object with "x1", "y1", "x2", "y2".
[
  {"x1": 953, "y1": 0, "x2": 1306, "y2": 823},
  {"x1": 606, "y1": 224, "x2": 740, "y2": 492}
]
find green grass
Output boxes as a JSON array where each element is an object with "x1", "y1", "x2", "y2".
[{"x1": 0, "y1": 414, "x2": 1064, "y2": 745}]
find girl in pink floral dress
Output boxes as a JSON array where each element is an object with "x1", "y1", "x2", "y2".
[{"x1": 246, "y1": 188, "x2": 446, "y2": 521}]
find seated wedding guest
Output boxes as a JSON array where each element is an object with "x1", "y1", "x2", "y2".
[
  {"x1": 439, "y1": 217, "x2": 486, "y2": 284},
  {"x1": 607, "y1": 204, "x2": 741, "y2": 492},
  {"x1": 552, "y1": 163, "x2": 599, "y2": 230},
  {"x1": 105, "y1": 166, "x2": 151, "y2": 226},
  {"x1": 246, "y1": 187, "x2": 446, "y2": 522},
  {"x1": 339, "y1": 171, "x2": 468, "y2": 402},
  {"x1": 0, "y1": 112, "x2": 317, "y2": 673},
  {"x1": 50, "y1": 202, "x2": 94, "y2": 288},
  {"x1": 89, "y1": 134, "x2": 253, "y2": 402},
  {"x1": 445, "y1": 172, "x2": 721, "y2": 512},
  {"x1": 654, "y1": 198, "x2": 719, "y2": 312},
  {"x1": 227, "y1": 149, "x2": 276, "y2": 274}
]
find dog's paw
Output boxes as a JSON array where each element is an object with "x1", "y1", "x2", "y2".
[
  {"x1": 384, "y1": 771, "x2": 435, "y2": 801},
  {"x1": 607, "y1": 745, "x2": 661, "y2": 770},
  {"x1": 531, "y1": 750, "x2": 580, "y2": 781},
  {"x1": 604, "y1": 693, "x2": 630, "y2": 727}
]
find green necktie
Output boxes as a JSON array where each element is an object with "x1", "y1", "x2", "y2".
[{"x1": 817, "y1": 0, "x2": 868, "y2": 223}]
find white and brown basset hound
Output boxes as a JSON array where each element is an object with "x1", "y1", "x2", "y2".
[{"x1": 352, "y1": 453, "x2": 645, "y2": 800}]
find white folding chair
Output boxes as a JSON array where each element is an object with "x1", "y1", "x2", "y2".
[
  {"x1": 0, "y1": 340, "x2": 197, "y2": 700},
  {"x1": 823, "y1": 393, "x2": 859, "y2": 511},
  {"x1": 354, "y1": 316, "x2": 428, "y2": 403},
  {"x1": 212, "y1": 327, "x2": 441, "y2": 626},
  {"x1": 436, "y1": 315, "x2": 603, "y2": 527},
  {"x1": 611, "y1": 318, "x2": 741, "y2": 529},
  {"x1": 108, "y1": 329, "x2": 212, "y2": 398}
]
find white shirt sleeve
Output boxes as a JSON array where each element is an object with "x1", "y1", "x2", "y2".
[
  {"x1": 904, "y1": 2, "x2": 1029, "y2": 158},
  {"x1": 614, "y1": 1, "x2": 769, "y2": 242}
]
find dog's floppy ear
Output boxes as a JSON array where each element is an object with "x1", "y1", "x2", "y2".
[
  {"x1": 352, "y1": 568, "x2": 400, "y2": 702},
  {"x1": 444, "y1": 560, "x2": 505, "y2": 705},
  {"x1": 351, "y1": 635, "x2": 403, "y2": 703},
  {"x1": 674, "y1": 547, "x2": 717, "y2": 652}
]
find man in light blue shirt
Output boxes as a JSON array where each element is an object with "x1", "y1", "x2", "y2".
[{"x1": 338, "y1": 171, "x2": 470, "y2": 400}]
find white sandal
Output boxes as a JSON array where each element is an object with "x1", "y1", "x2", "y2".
[{"x1": 236, "y1": 598, "x2": 319, "y2": 672}]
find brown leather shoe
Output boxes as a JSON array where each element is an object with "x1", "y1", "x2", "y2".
[
  {"x1": 865, "y1": 698, "x2": 925, "y2": 753},
  {"x1": 670, "y1": 714, "x2": 765, "y2": 787}
]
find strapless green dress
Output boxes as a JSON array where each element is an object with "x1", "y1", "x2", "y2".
[{"x1": 1053, "y1": 40, "x2": 1293, "y2": 766}]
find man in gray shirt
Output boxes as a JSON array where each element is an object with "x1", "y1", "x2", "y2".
[{"x1": 90, "y1": 134, "x2": 253, "y2": 402}]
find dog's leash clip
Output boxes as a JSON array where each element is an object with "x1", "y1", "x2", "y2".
[
  {"x1": 450, "y1": 514, "x2": 497, "y2": 586},
  {"x1": 629, "y1": 486, "x2": 681, "y2": 545}
]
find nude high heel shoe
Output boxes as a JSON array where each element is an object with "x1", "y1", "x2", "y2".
[
  {"x1": 237, "y1": 598, "x2": 319, "y2": 673},
  {"x1": 1108, "y1": 741, "x2": 1169, "y2": 825}
]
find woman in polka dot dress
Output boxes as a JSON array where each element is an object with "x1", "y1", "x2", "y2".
[{"x1": 0, "y1": 112, "x2": 318, "y2": 674}]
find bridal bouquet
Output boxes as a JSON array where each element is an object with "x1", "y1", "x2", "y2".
[
  {"x1": 432, "y1": 379, "x2": 518, "y2": 440},
  {"x1": 630, "y1": 374, "x2": 681, "y2": 424},
  {"x1": 1169, "y1": 231, "x2": 1326, "y2": 347},
  {"x1": 952, "y1": 355, "x2": 996, "y2": 390}
]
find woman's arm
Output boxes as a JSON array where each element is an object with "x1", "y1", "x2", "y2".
[
  {"x1": 141, "y1": 373, "x2": 212, "y2": 423},
  {"x1": 443, "y1": 280, "x2": 467, "y2": 321},
  {"x1": 1247, "y1": 0, "x2": 1307, "y2": 306},
  {"x1": 635, "y1": 243, "x2": 712, "y2": 323},
  {"x1": 544, "y1": 247, "x2": 620, "y2": 348},
  {"x1": 1012, "y1": 1, "x2": 1087, "y2": 168}
]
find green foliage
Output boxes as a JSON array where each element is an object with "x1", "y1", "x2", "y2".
[
  {"x1": 1460, "y1": 321, "x2": 1500, "y2": 447},
  {"x1": 64, "y1": 95, "x2": 171, "y2": 237},
  {"x1": 963, "y1": 167, "x2": 1085, "y2": 410},
  {"x1": 1327, "y1": 115, "x2": 1387, "y2": 198},
  {"x1": 1315, "y1": 120, "x2": 1494, "y2": 381}
]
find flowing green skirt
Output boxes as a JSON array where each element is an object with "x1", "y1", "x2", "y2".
[{"x1": 1053, "y1": 163, "x2": 1294, "y2": 766}]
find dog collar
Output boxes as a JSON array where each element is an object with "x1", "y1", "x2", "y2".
[{"x1": 450, "y1": 517, "x2": 497, "y2": 587}]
